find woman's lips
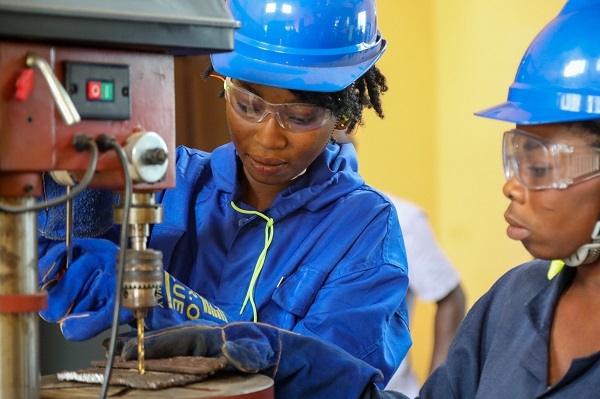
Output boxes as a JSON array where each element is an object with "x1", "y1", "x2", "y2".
[
  {"x1": 505, "y1": 215, "x2": 530, "y2": 241},
  {"x1": 248, "y1": 154, "x2": 286, "y2": 176},
  {"x1": 506, "y1": 225, "x2": 530, "y2": 240}
]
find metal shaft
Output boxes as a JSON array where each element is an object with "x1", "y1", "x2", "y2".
[{"x1": 0, "y1": 197, "x2": 39, "y2": 399}]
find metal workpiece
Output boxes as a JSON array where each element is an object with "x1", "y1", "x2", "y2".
[
  {"x1": 0, "y1": 197, "x2": 41, "y2": 399},
  {"x1": 43, "y1": 372, "x2": 275, "y2": 398},
  {"x1": 56, "y1": 356, "x2": 229, "y2": 389}
]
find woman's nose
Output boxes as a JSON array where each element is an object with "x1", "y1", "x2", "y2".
[
  {"x1": 254, "y1": 114, "x2": 287, "y2": 149},
  {"x1": 503, "y1": 175, "x2": 525, "y2": 202}
]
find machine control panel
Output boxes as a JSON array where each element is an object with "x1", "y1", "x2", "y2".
[{"x1": 65, "y1": 62, "x2": 130, "y2": 119}]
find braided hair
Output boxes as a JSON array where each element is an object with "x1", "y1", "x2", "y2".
[{"x1": 203, "y1": 63, "x2": 388, "y2": 133}]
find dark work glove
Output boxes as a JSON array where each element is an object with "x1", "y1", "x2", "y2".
[
  {"x1": 38, "y1": 238, "x2": 134, "y2": 341},
  {"x1": 121, "y1": 321, "x2": 409, "y2": 399}
]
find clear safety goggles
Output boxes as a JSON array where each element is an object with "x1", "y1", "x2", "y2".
[
  {"x1": 223, "y1": 77, "x2": 334, "y2": 132},
  {"x1": 503, "y1": 129, "x2": 600, "y2": 190}
]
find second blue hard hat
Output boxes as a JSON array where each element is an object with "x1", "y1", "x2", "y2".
[
  {"x1": 476, "y1": 0, "x2": 600, "y2": 124},
  {"x1": 211, "y1": 0, "x2": 387, "y2": 92}
]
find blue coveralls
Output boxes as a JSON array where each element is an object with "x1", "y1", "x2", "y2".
[
  {"x1": 147, "y1": 141, "x2": 411, "y2": 386},
  {"x1": 37, "y1": 140, "x2": 411, "y2": 388}
]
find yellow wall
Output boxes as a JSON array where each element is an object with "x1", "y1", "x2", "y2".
[{"x1": 357, "y1": 0, "x2": 565, "y2": 384}]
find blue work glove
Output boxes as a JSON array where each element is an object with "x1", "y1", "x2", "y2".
[
  {"x1": 39, "y1": 239, "x2": 228, "y2": 341},
  {"x1": 38, "y1": 238, "x2": 133, "y2": 341},
  {"x1": 38, "y1": 176, "x2": 118, "y2": 240},
  {"x1": 144, "y1": 270, "x2": 229, "y2": 330},
  {"x1": 120, "y1": 321, "x2": 410, "y2": 399}
]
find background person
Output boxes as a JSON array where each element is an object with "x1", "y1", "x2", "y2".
[
  {"x1": 385, "y1": 195, "x2": 465, "y2": 397},
  {"x1": 333, "y1": 130, "x2": 466, "y2": 397}
]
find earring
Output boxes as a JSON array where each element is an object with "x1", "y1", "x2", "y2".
[{"x1": 335, "y1": 114, "x2": 350, "y2": 130}]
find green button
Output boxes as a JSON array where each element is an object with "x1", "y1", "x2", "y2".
[{"x1": 101, "y1": 82, "x2": 114, "y2": 101}]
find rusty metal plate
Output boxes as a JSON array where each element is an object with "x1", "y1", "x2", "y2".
[
  {"x1": 57, "y1": 368, "x2": 205, "y2": 390},
  {"x1": 55, "y1": 356, "x2": 229, "y2": 390},
  {"x1": 91, "y1": 356, "x2": 229, "y2": 375},
  {"x1": 41, "y1": 373, "x2": 274, "y2": 399}
]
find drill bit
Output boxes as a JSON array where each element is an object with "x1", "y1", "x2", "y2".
[{"x1": 136, "y1": 312, "x2": 145, "y2": 375}]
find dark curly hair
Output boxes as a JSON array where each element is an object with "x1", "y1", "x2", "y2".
[
  {"x1": 567, "y1": 120, "x2": 600, "y2": 147},
  {"x1": 202, "y1": 63, "x2": 388, "y2": 134}
]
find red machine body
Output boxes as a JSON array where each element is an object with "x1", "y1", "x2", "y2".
[{"x1": 0, "y1": 42, "x2": 176, "y2": 196}]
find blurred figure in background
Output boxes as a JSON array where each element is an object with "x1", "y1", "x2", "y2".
[
  {"x1": 333, "y1": 130, "x2": 466, "y2": 398},
  {"x1": 384, "y1": 194, "x2": 465, "y2": 397}
]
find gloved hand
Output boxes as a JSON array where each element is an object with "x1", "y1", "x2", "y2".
[
  {"x1": 38, "y1": 238, "x2": 133, "y2": 341},
  {"x1": 39, "y1": 238, "x2": 229, "y2": 341},
  {"x1": 144, "y1": 270, "x2": 229, "y2": 330},
  {"x1": 38, "y1": 176, "x2": 118, "y2": 240},
  {"x1": 120, "y1": 321, "x2": 409, "y2": 399}
]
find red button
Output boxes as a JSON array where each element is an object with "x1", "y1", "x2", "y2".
[
  {"x1": 87, "y1": 81, "x2": 102, "y2": 100},
  {"x1": 15, "y1": 69, "x2": 34, "y2": 101}
]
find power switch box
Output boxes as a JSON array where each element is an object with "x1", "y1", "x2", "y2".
[{"x1": 64, "y1": 62, "x2": 130, "y2": 120}]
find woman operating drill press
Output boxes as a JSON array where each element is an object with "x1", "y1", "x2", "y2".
[
  {"x1": 37, "y1": 1, "x2": 411, "y2": 398},
  {"x1": 122, "y1": 1, "x2": 600, "y2": 398}
]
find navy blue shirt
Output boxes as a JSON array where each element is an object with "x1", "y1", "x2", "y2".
[{"x1": 420, "y1": 260, "x2": 600, "y2": 398}]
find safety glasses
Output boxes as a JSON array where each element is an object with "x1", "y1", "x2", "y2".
[
  {"x1": 223, "y1": 77, "x2": 334, "y2": 132},
  {"x1": 503, "y1": 129, "x2": 600, "y2": 190}
]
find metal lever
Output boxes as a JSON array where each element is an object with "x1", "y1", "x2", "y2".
[
  {"x1": 25, "y1": 53, "x2": 81, "y2": 126},
  {"x1": 48, "y1": 171, "x2": 78, "y2": 269},
  {"x1": 65, "y1": 186, "x2": 74, "y2": 269}
]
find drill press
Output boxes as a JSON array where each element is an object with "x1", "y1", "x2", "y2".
[{"x1": 0, "y1": 1, "x2": 237, "y2": 397}]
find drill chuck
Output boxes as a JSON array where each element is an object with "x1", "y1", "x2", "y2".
[{"x1": 122, "y1": 248, "x2": 163, "y2": 311}]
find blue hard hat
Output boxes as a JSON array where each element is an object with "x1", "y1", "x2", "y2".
[
  {"x1": 476, "y1": 0, "x2": 600, "y2": 124},
  {"x1": 211, "y1": 0, "x2": 387, "y2": 92}
]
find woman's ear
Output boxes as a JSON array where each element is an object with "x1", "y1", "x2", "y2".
[
  {"x1": 333, "y1": 114, "x2": 359, "y2": 143},
  {"x1": 335, "y1": 115, "x2": 350, "y2": 131}
]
